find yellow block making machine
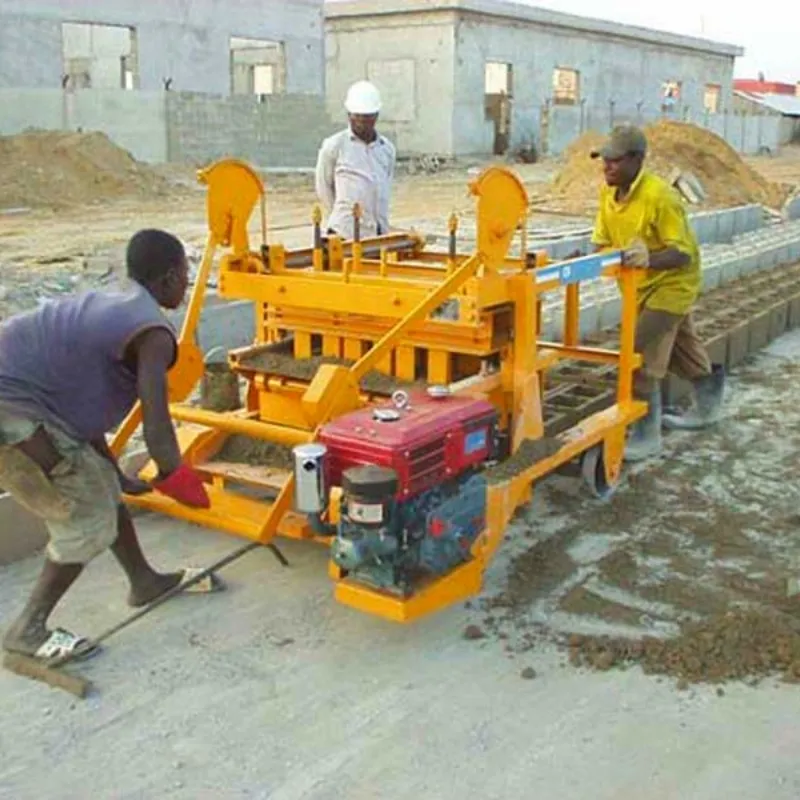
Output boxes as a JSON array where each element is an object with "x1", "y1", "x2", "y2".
[{"x1": 111, "y1": 159, "x2": 646, "y2": 623}]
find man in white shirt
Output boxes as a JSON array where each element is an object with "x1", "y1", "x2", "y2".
[{"x1": 315, "y1": 80, "x2": 396, "y2": 240}]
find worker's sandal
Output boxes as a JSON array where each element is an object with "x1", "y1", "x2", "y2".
[
  {"x1": 23, "y1": 628, "x2": 100, "y2": 662},
  {"x1": 624, "y1": 389, "x2": 662, "y2": 462},
  {"x1": 662, "y1": 364, "x2": 726, "y2": 431}
]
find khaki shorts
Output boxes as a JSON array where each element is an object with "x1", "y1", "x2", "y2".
[
  {"x1": 634, "y1": 308, "x2": 712, "y2": 395},
  {"x1": 0, "y1": 412, "x2": 120, "y2": 564}
]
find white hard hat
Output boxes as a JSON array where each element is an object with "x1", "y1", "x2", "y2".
[{"x1": 344, "y1": 80, "x2": 382, "y2": 115}]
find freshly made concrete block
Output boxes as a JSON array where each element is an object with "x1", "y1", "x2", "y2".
[
  {"x1": 690, "y1": 212, "x2": 712, "y2": 244},
  {"x1": 701, "y1": 263, "x2": 722, "y2": 291},
  {"x1": 739, "y1": 250, "x2": 760, "y2": 276},
  {"x1": 597, "y1": 296, "x2": 622, "y2": 331},
  {"x1": 788, "y1": 295, "x2": 800, "y2": 329},
  {"x1": 727, "y1": 323, "x2": 751, "y2": 367},
  {"x1": 578, "y1": 304, "x2": 601, "y2": 338},
  {"x1": 768, "y1": 299, "x2": 790, "y2": 340},
  {"x1": 748, "y1": 205, "x2": 764, "y2": 232},
  {"x1": 717, "y1": 210, "x2": 735, "y2": 243},
  {"x1": 784, "y1": 195, "x2": 800, "y2": 221},
  {"x1": 777, "y1": 244, "x2": 792, "y2": 265},
  {"x1": 748, "y1": 309, "x2": 772, "y2": 352},
  {"x1": 731, "y1": 207, "x2": 748, "y2": 237},
  {"x1": 719, "y1": 257, "x2": 742, "y2": 284}
]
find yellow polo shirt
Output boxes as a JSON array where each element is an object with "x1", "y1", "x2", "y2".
[{"x1": 591, "y1": 169, "x2": 701, "y2": 315}]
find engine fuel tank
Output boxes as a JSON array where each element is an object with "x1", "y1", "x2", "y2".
[{"x1": 317, "y1": 389, "x2": 497, "y2": 500}]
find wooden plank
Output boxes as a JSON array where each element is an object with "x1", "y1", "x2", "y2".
[{"x1": 3, "y1": 652, "x2": 91, "y2": 698}]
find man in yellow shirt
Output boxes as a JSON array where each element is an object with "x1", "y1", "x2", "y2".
[{"x1": 591, "y1": 124, "x2": 725, "y2": 461}]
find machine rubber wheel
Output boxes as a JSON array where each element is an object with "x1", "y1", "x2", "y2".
[{"x1": 580, "y1": 444, "x2": 619, "y2": 501}]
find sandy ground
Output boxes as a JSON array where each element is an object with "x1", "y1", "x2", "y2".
[
  {"x1": 1, "y1": 146, "x2": 798, "y2": 320},
  {"x1": 0, "y1": 160, "x2": 574, "y2": 319},
  {"x1": 2, "y1": 146, "x2": 799, "y2": 320},
  {"x1": 2, "y1": 331, "x2": 800, "y2": 799}
]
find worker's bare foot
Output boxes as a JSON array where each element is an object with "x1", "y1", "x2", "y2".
[
  {"x1": 2, "y1": 619, "x2": 50, "y2": 657},
  {"x1": 127, "y1": 571, "x2": 183, "y2": 608}
]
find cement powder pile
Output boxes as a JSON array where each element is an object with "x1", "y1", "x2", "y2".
[
  {"x1": 0, "y1": 130, "x2": 171, "y2": 210},
  {"x1": 549, "y1": 120, "x2": 790, "y2": 215}
]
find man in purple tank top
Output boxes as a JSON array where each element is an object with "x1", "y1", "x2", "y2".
[{"x1": 0, "y1": 229, "x2": 219, "y2": 662}]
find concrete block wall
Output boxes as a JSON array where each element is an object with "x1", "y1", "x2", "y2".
[
  {"x1": 0, "y1": 88, "x2": 338, "y2": 168},
  {"x1": 543, "y1": 106, "x2": 784, "y2": 157},
  {"x1": 165, "y1": 92, "x2": 339, "y2": 168}
]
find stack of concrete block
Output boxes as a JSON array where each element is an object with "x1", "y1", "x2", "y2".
[
  {"x1": 538, "y1": 217, "x2": 800, "y2": 341},
  {"x1": 532, "y1": 203, "x2": 764, "y2": 261}
]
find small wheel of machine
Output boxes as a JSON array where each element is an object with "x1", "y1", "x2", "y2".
[{"x1": 580, "y1": 444, "x2": 619, "y2": 501}]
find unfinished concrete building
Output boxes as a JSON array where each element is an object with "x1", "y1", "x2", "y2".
[
  {"x1": 0, "y1": 0, "x2": 324, "y2": 94},
  {"x1": 0, "y1": 0, "x2": 336, "y2": 166},
  {"x1": 325, "y1": 0, "x2": 745, "y2": 158}
]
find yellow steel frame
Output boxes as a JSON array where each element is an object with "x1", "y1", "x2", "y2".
[{"x1": 113, "y1": 158, "x2": 647, "y2": 623}]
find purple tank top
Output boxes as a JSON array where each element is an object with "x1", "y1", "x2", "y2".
[{"x1": 0, "y1": 282, "x2": 176, "y2": 441}]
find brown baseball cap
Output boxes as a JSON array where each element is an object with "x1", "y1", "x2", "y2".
[{"x1": 590, "y1": 124, "x2": 648, "y2": 160}]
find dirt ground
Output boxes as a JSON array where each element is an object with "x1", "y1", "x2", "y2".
[
  {"x1": 480, "y1": 348, "x2": 800, "y2": 687},
  {"x1": 3, "y1": 312, "x2": 800, "y2": 799},
  {"x1": 3, "y1": 143, "x2": 800, "y2": 797},
  {"x1": 0, "y1": 159, "x2": 564, "y2": 319},
  {"x1": 1, "y1": 145, "x2": 799, "y2": 321}
]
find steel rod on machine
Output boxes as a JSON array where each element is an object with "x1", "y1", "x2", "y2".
[
  {"x1": 168, "y1": 406, "x2": 313, "y2": 446},
  {"x1": 283, "y1": 236, "x2": 422, "y2": 269}
]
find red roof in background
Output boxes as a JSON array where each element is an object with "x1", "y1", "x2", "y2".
[{"x1": 734, "y1": 79, "x2": 797, "y2": 96}]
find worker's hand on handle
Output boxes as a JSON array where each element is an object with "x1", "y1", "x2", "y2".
[
  {"x1": 153, "y1": 463, "x2": 211, "y2": 508},
  {"x1": 118, "y1": 473, "x2": 152, "y2": 496},
  {"x1": 620, "y1": 238, "x2": 649, "y2": 269}
]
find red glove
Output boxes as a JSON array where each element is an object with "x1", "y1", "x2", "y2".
[{"x1": 153, "y1": 464, "x2": 211, "y2": 509}]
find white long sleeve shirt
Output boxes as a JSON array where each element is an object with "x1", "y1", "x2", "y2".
[{"x1": 314, "y1": 128, "x2": 396, "y2": 240}]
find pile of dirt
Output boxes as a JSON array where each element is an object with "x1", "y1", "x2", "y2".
[
  {"x1": 0, "y1": 130, "x2": 171, "y2": 210},
  {"x1": 549, "y1": 120, "x2": 790, "y2": 215},
  {"x1": 567, "y1": 609, "x2": 800, "y2": 687}
]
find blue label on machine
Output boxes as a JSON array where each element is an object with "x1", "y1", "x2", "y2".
[{"x1": 464, "y1": 428, "x2": 488, "y2": 455}]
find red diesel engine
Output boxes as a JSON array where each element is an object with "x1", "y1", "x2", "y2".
[
  {"x1": 318, "y1": 389, "x2": 497, "y2": 497},
  {"x1": 307, "y1": 389, "x2": 498, "y2": 594}
]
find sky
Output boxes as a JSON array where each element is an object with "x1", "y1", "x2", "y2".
[
  {"x1": 328, "y1": 0, "x2": 797, "y2": 83},
  {"x1": 532, "y1": 0, "x2": 797, "y2": 81}
]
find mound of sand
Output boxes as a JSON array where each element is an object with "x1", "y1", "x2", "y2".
[
  {"x1": 0, "y1": 130, "x2": 171, "y2": 211},
  {"x1": 550, "y1": 120, "x2": 790, "y2": 215}
]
